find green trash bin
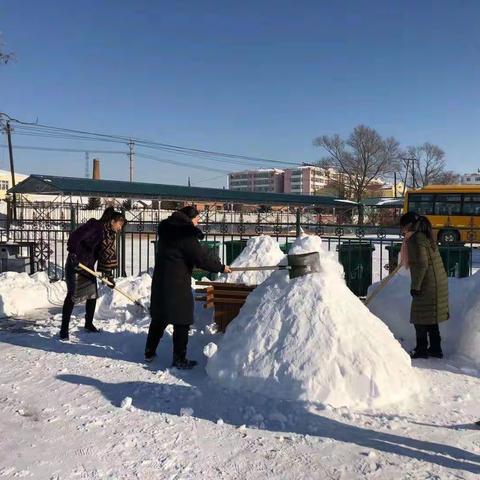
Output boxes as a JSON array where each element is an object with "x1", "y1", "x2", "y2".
[
  {"x1": 337, "y1": 242, "x2": 375, "y2": 297},
  {"x1": 439, "y1": 244, "x2": 471, "y2": 278},
  {"x1": 224, "y1": 239, "x2": 248, "y2": 265},
  {"x1": 385, "y1": 243, "x2": 402, "y2": 274},
  {"x1": 192, "y1": 240, "x2": 221, "y2": 281}
]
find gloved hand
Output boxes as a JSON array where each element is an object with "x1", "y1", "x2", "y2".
[
  {"x1": 103, "y1": 273, "x2": 116, "y2": 289},
  {"x1": 410, "y1": 289, "x2": 421, "y2": 297}
]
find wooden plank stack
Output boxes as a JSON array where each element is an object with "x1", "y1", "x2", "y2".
[{"x1": 195, "y1": 281, "x2": 256, "y2": 333}]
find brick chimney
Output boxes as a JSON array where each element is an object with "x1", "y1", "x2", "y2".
[{"x1": 92, "y1": 158, "x2": 101, "y2": 180}]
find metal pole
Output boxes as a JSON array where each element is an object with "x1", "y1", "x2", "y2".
[
  {"x1": 295, "y1": 208, "x2": 301, "y2": 237},
  {"x1": 5, "y1": 121, "x2": 16, "y2": 220},
  {"x1": 128, "y1": 140, "x2": 135, "y2": 182},
  {"x1": 394, "y1": 172, "x2": 397, "y2": 198}
]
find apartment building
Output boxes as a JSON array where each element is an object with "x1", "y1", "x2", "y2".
[
  {"x1": 283, "y1": 166, "x2": 330, "y2": 195},
  {"x1": 228, "y1": 169, "x2": 284, "y2": 193}
]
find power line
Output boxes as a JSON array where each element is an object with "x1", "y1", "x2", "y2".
[
  {"x1": 2, "y1": 115, "x2": 299, "y2": 167},
  {"x1": 136, "y1": 152, "x2": 229, "y2": 174},
  {"x1": 0, "y1": 144, "x2": 127, "y2": 154}
]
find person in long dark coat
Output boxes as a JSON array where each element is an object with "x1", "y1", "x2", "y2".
[
  {"x1": 400, "y1": 212, "x2": 449, "y2": 359},
  {"x1": 60, "y1": 207, "x2": 126, "y2": 340},
  {"x1": 145, "y1": 206, "x2": 231, "y2": 369}
]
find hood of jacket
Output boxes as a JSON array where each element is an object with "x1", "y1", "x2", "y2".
[{"x1": 158, "y1": 211, "x2": 204, "y2": 241}]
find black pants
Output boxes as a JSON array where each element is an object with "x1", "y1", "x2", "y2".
[
  {"x1": 60, "y1": 296, "x2": 97, "y2": 334},
  {"x1": 414, "y1": 324, "x2": 442, "y2": 354},
  {"x1": 145, "y1": 319, "x2": 189, "y2": 360}
]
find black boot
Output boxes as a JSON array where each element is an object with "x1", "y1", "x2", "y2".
[
  {"x1": 172, "y1": 355, "x2": 198, "y2": 370},
  {"x1": 60, "y1": 296, "x2": 74, "y2": 340},
  {"x1": 412, "y1": 325, "x2": 429, "y2": 359},
  {"x1": 410, "y1": 349, "x2": 429, "y2": 359},
  {"x1": 84, "y1": 299, "x2": 99, "y2": 333},
  {"x1": 427, "y1": 324, "x2": 443, "y2": 358}
]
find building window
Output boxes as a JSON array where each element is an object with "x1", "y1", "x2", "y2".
[{"x1": 0, "y1": 180, "x2": 9, "y2": 190}]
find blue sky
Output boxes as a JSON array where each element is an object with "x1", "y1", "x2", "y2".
[{"x1": 1, "y1": 0, "x2": 479, "y2": 187}]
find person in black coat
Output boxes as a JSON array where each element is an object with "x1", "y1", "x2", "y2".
[
  {"x1": 145, "y1": 206, "x2": 231, "y2": 369},
  {"x1": 60, "y1": 207, "x2": 126, "y2": 340}
]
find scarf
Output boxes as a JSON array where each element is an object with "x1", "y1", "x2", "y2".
[
  {"x1": 97, "y1": 226, "x2": 118, "y2": 273},
  {"x1": 400, "y1": 231, "x2": 415, "y2": 270}
]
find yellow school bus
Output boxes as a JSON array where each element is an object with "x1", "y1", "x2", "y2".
[{"x1": 404, "y1": 184, "x2": 480, "y2": 243}]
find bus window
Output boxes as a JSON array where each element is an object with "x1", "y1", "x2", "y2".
[
  {"x1": 463, "y1": 194, "x2": 480, "y2": 215},
  {"x1": 408, "y1": 194, "x2": 434, "y2": 215},
  {"x1": 434, "y1": 194, "x2": 462, "y2": 215}
]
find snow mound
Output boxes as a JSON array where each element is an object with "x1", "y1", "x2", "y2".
[
  {"x1": 452, "y1": 273, "x2": 480, "y2": 365},
  {"x1": 368, "y1": 269, "x2": 475, "y2": 355},
  {"x1": 0, "y1": 271, "x2": 66, "y2": 317},
  {"x1": 95, "y1": 273, "x2": 152, "y2": 329},
  {"x1": 219, "y1": 235, "x2": 285, "y2": 285},
  {"x1": 207, "y1": 237, "x2": 417, "y2": 409}
]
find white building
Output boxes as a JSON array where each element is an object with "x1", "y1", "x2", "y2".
[
  {"x1": 284, "y1": 166, "x2": 329, "y2": 195},
  {"x1": 228, "y1": 169, "x2": 284, "y2": 193},
  {"x1": 461, "y1": 172, "x2": 480, "y2": 185}
]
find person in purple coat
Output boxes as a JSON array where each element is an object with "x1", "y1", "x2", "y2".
[{"x1": 60, "y1": 207, "x2": 126, "y2": 340}]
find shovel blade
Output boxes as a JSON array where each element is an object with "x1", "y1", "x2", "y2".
[{"x1": 287, "y1": 252, "x2": 321, "y2": 279}]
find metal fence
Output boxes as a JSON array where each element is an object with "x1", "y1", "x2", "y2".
[{"x1": 1, "y1": 205, "x2": 478, "y2": 296}]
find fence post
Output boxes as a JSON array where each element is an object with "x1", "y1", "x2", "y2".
[
  {"x1": 69, "y1": 206, "x2": 77, "y2": 231},
  {"x1": 295, "y1": 208, "x2": 301, "y2": 237}
]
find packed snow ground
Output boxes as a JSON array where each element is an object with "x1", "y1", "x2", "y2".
[{"x1": 1, "y1": 236, "x2": 480, "y2": 478}]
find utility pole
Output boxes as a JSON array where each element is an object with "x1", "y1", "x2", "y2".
[
  {"x1": 128, "y1": 140, "x2": 135, "y2": 182},
  {"x1": 85, "y1": 152, "x2": 90, "y2": 179},
  {"x1": 188, "y1": 176, "x2": 191, "y2": 187},
  {"x1": 5, "y1": 121, "x2": 16, "y2": 220},
  {"x1": 394, "y1": 172, "x2": 397, "y2": 198}
]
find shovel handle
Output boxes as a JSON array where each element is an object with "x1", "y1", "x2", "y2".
[
  {"x1": 365, "y1": 265, "x2": 402, "y2": 306},
  {"x1": 77, "y1": 263, "x2": 148, "y2": 312},
  {"x1": 228, "y1": 265, "x2": 289, "y2": 272}
]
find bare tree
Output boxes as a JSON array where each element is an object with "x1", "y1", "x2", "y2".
[
  {"x1": 403, "y1": 143, "x2": 449, "y2": 188},
  {"x1": 314, "y1": 125, "x2": 400, "y2": 223},
  {"x1": 434, "y1": 170, "x2": 461, "y2": 185},
  {"x1": 0, "y1": 34, "x2": 14, "y2": 64}
]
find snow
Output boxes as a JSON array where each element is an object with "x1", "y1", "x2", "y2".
[
  {"x1": 2, "y1": 244, "x2": 480, "y2": 477},
  {"x1": 0, "y1": 271, "x2": 66, "y2": 317},
  {"x1": 219, "y1": 235, "x2": 285, "y2": 285},
  {"x1": 367, "y1": 268, "x2": 479, "y2": 357},
  {"x1": 203, "y1": 342, "x2": 218, "y2": 358},
  {"x1": 207, "y1": 234, "x2": 418, "y2": 409}
]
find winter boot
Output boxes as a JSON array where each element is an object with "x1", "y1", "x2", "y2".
[
  {"x1": 59, "y1": 329, "x2": 69, "y2": 341},
  {"x1": 427, "y1": 325, "x2": 443, "y2": 358},
  {"x1": 84, "y1": 323, "x2": 100, "y2": 333},
  {"x1": 144, "y1": 352, "x2": 157, "y2": 363},
  {"x1": 409, "y1": 349, "x2": 429, "y2": 359},
  {"x1": 172, "y1": 355, "x2": 197, "y2": 370}
]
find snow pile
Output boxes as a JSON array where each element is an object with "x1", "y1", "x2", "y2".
[
  {"x1": 95, "y1": 273, "x2": 152, "y2": 329},
  {"x1": 207, "y1": 234, "x2": 417, "y2": 409},
  {"x1": 220, "y1": 235, "x2": 285, "y2": 285},
  {"x1": 449, "y1": 273, "x2": 480, "y2": 364},
  {"x1": 368, "y1": 269, "x2": 476, "y2": 355},
  {"x1": 203, "y1": 342, "x2": 218, "y2": 358},
  {"x1": 0, "y1": 271, "x2": 66, "y2": 317}
]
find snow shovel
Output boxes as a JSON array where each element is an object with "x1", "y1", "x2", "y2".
[
  {"x1": 364, "y1": 264, "x2": 402, "y2": 306},
  {"x1": 78, "y1": 263, "x2": 148, "y2": 313},
  {"x1": 229, "y1": 252, "x2": 321, "y2": 279}
]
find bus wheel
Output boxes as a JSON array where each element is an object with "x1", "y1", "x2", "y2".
[{"x1": 438, "y1": 229, "x2": 460, "y2": 244}]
